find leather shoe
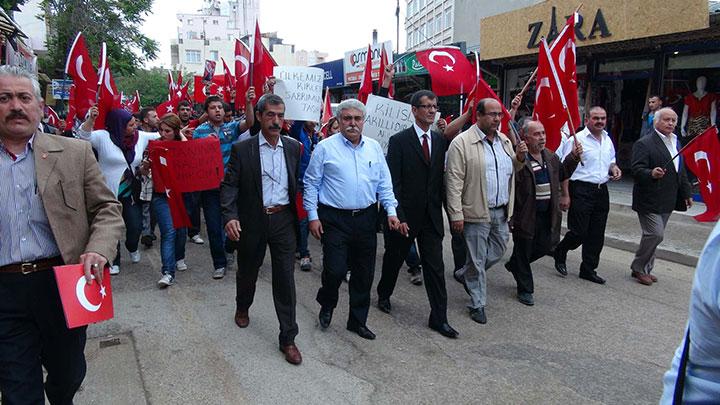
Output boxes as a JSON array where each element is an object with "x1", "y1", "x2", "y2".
[
  {"x1": 553, "y1": 255, "x2": 568, "y2": 277},
  {"x1": 279, "y1": 344, "x2": 302, "y2": 365},
  {"x1": 429, "y1": 322, "x2": 459, "y2": 338},
  {"x1": 318, "y1": 307, "x2": 333, "y2": 329},
  {"x1": 649, "y1": 273, "x2": 658, "y2": 282},
  {"x1": 469, "y1": 308, "x2": 487, "y2": 324},
  {"x1": 579, "y1": 273, "x2": 606, "y2": 284},
  {"x1": 346, "y1": 324, "x2": 376, "y2": 340},
  {"x1": 518, "y1": 292, "x2": 534, "y2": 306},
  {"x1": 377, "y1": 298, "x2": 391, "y2": 314},
  {"x1": 631, "y1": 271, "x2": 653, "y2": 286},
  {"x1": 234, "y1": 309, "x2": 249, "y2": 328},
  {"x1": 453, "y1": 268, "x2": 471, "y2": 296}
]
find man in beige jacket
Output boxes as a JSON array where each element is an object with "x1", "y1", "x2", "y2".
[
  {"x1": 446, "y1": 98, "x2": 525, "y2": 324},
  {"x1": 0, "y1": 66, "x2": 123, "y2": 404}
]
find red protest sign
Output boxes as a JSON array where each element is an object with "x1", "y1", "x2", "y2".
[
  {"x1": 149, "y1": 137, "x2": 224, "y2": 193},
  {"x1": 54, "y1": 264, "x2": 114, "y2": 329}
]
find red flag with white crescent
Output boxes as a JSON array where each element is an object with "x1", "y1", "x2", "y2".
[
  {"x1": 65, "y1": 84, "x2": 77, "y2": 131},
  {"x1": 46, "y1": 106, "x2": 60, "y2": 129},
  {"x1": 532, "y1": 39, "x2": 567, "y2": 151},
  {"x1": 250, "y1": 21, "x2": 277, "y2": 103},
  {"x1": 64, "y1": 32, "x2": 98, "y2": 119},
  {"x1": 94, "y1": 43, "x2": 122, "y2": 130},
  {"x1": 680, "y1": 126, "x2": 720, "y2": 222},
  {"x1": 550, "y1": 13, "x2": 581, "y2": 131},
  {"x1": 357, "y1": 44, "x2": 373, "y2": 104},
  {"x1": 235, "y1": 39, "x2": 251, "y2": 109},
  {"x1": 378, "y1": 47, "x2": 394, "y2": 99},
  {"x1": 416, "y1": 46, "x2": 475, "y2": 97},
  {"x1": 54, "y1": 264, "x2": 114, "y2": 328}
]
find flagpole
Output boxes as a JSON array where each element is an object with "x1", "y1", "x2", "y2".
[{"x1": 663, "y1": 126, "x2": 716, "y2": 169}]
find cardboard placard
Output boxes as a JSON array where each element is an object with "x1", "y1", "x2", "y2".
[
  {"x1": 273, "y1": 66, "x2": 324, "y2": 122},
  {"x1": 362, "y1": 94, "x2": 415, "y2": 152},
  {"x1": 149, "y1": 137, "x2": 224, "y2": 193}
]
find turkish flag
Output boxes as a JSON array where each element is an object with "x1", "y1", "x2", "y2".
[
  {"x1": 250, "y1": 21, "x2": 277, "y2": 103},
  {"x1": 54, "y1": 264, "x2": 114, "y2": 329},
  {"x1": 148, "y1": 144, "x2": 192, "y2": 229},
  {"x1": 64, "y1": 32, "x2": 98, "y2": 119},
  {"x1": 127, "y1": 90, "x2": 141, "y2": 113},
  {"x1": 463, "y1": 70, "x2": 512, "y2": 132},
  {"x1": 221, "y1": 57, "x2": 235, "y2": 103},
  {"x1": 235, "y1": 39, "x2": 251, "y2": 110},
  {"x1": 681, "y1": 126, "x2": 720, "y2": 222},
  {"x1": 549, "y1": 13, "x2": 581, "y2": 132},
  {"x1": 94, "y1": 44, "x2": 122, "y2": 130},
  {"x1": 65, "y1": 85, "x2": 77, "y2": 131},
  {"x1": 532, "y1": 39, "x2": 566, "y2": 151},
  {"x1": 357, "y1": 44, "x2": 373, "y2": 104},
  {"x1": 378, "y1": 47, "x2": 394, "y2": 99},
  {"x1": 321, "y1": 87, "x2": 332, "y2": 125},
  {"x1": 416, "y1": 47, "x2": 475, "y2": 97},
  {"x1": 157, "y1": 99, "x2": 178, "y2": 118},
  {"x1": 46, "y1": 106, "x2": 60, "y2": 129},
  {"x1": 167, "y1": 70, "x2": 176, "y2": 98},
  {"x1": 194, "y1": 75, "x2": 207, "y2": 104}
]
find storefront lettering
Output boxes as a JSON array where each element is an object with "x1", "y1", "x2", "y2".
[{"x1": 527, "y1": 7, "x2": 612, "y2": 49}]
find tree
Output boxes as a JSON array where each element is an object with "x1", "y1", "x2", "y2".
[
  {"x1": 1, "y1": 0, "x2": 28, "y2": 11},
  {"x1": 39, "y1": 0, "x2": 159, "y2": 77},
  {"x1": 115, "y1": 67, "x2": 170, "y2": 107}
]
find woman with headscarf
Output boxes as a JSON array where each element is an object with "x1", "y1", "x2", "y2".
[
  {"x1": 139, "y1": 113, "x2": 189, "y2": 288},
  {"x1": 78, "y1": 106, "x2": 160, "y2": 274}
]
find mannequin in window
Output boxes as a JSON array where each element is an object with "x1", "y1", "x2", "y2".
[{"x1": 681, "y1": 76, "x2": 716, "y2": 141}]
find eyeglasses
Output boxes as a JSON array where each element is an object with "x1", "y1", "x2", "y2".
[
  {"x1": 480, "y1": 112, "x2": 504, "y2": 118},
  {"x1": 415, "y1": 104, "x2": 438, "y2": 110}
]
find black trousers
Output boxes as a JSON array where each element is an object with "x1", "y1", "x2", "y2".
[
  {"x1": 236, "y1": 209, "x2": 298, "y2": 346},
  {"x1": 555, "y1": 181, "x2": 610, "y2": 276},
  {"x1": 507, "y1": 211, "x2": 553, "y2": 294},
  {"x1": 377, "y1": 218, "x2": 448, "y2": 326},
  {"x1": 316, "y1": 204, "x2": 377, "y2": 329},
  {"x1": 443, "y1": 203, "x2": 466, "y2": 271},
  {"x1": 0, "y1": 270, "x2": 87, "y2": 405}
]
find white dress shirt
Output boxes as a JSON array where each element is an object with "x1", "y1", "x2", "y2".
[
  {"x1": 559, "y1": 127, "x2": 616, "y2": 184},
  {"x1": 413, "y1": 123, "x2": 432, "y2": 155},
  {"x1": 656, "y1": 129, "x2": 679, "y2": 172},
  {"x1": 259, "y1": 133, "x2": 290, "y2": 207}
]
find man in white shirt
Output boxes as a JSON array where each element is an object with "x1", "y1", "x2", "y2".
[{"x1": 553, "y1": 107, "x2": 622, "y2": 284}]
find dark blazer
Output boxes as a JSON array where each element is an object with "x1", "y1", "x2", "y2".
[
  {"x1": 386, "y1": 125, "x2": 447, "y2": 236},
  {"x1": 220, "y1": 134, "x2": 302, "y2": 234},
  {"x1": 511, "y1": 149, "x2": 578, "y2": 245},
  {"x1": 631, "y1": 131, "x2": 691, "y2": 214}
]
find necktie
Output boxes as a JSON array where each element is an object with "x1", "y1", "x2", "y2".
[{"x1": 422, "y1": 134, "x2": 430, "y2": 163}]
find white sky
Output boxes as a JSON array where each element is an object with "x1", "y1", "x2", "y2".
[{"x1": 142, "y1": 0, "x2": 408, "y2": 68}]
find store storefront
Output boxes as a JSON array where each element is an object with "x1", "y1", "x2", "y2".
[{"x1": 480, "y1": 0, "x2": 719, "y2": 168}]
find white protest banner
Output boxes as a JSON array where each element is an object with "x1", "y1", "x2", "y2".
[
  {"x1": 273, "y1": 66, "x2": 324, "y2": 122},
  {"x1": 363, "y1": 94, "x2": 414, "y2": 152}
]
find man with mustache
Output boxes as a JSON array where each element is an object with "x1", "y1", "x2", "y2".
[
  {"x1": 0, "y1": 66, "x2": 123, "y2": 403},
  {"x1": 304, "y1": 99, "x2": 400, "y2": 340},
  {"x1": 221, "y1": 94, "x2": 303, "y2": 364},
  {"x1": 505, "y1": 120, "x2": 582, "y2": 305}
]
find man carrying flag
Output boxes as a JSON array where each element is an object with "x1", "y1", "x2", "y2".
[
  {"x1": 630, "y1": 107, "x2": 692, "y2": 285},
  {"x1": 0, "y1": 66, "x2": 123, "y2": 404}
]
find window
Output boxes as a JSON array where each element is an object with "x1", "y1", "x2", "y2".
[
  {"x1": 419, "y1": 24, "x2": 425, "y2": 43},
  {"x1": 212, "y1": 19, "x2": 218, "y2": 25},
  {"x1": 436, "y1": 15, "x2": 442, "y2": 32},
  {"x1": 213, "y1": 36, "x2": 221, "y2": 40},
  {"x1": 185, "y1": 50, "x2": 201, "y2": 63},
  {"x1": 408, "y1": 0, "x2": 413, "y2": 16},
  {"x1": 445, "y1": 7, "x2": 453, "y2": 29},
  {"x1": 414, "y1": 30, "x2": 420, "y2": 46},
  {"x1": 407, "y1": 31, "x2": 413, "y2": 48},
  {"x1": 427, "y1": 18, "x2": 433, "y2": 36},
  {"x1": 227, "y1": 34, "x2": 233, "y2": 40},
  {"x1": 419, "y1": 0, "x2": 425, "y2": 9},
  {"x1": 187, "y1": 18, "x2": 193, "y2": 25},
  {"x1": 186, "y1": 31, "x2": 198, "y2": 40},
  {"x1": 209, "y1": 50, "x2": 219, "y2": 61}
]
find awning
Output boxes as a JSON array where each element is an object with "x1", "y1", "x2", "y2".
[{"x1": 0, "y1": 8, "x2": 27, "y2": 39}]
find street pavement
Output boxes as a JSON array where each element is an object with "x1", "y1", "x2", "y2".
[{"x1": 75, "y1": 218, "x2": 702, "y2": 405}]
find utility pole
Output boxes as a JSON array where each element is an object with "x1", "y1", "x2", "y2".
[{"x1": 396, "y1": 0, "x2": 400, "y2": 53}]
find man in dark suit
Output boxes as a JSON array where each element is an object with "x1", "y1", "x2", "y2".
[
  {"x1": 630, "y1": 107, "x2": 692, "y2": 285},
  {"x1": 220, "y1": 94, "x2": 303, "y2": 365},
  {"x1": 376, "y1": 90, "x2": 458, "y2": 338}
]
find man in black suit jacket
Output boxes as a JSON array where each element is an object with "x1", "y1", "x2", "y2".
[
  {"x1": 630, "y1": 107, "x2": 692, "y2": 285},
  {"x1": 377, "y1": 90, "x2": 459, "y2": 338},
  {"x1": 221, "y1": 94, "x2": 303, "y2": 365}
]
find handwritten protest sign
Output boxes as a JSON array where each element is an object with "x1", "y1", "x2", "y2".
[
  {"x1": 273, "y1": 66, "x2": 324, "y2": 122},
  {"x1": 363, "y1": 94, "x2": 415, "y2": 152},
  {"x1": 149, "y1": 137, "x2": 224, "y2": 193}
]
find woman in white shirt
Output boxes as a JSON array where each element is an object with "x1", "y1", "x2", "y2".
[{"x1": 78, "y1": 107, "x2": 159, "y2": 274}]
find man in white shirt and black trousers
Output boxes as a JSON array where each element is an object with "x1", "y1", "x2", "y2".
[{"x1": 553, "y1": 106, "x2": 622, "y2": 284}]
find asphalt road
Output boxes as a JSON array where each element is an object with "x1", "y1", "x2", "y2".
[{"x1": 77, "y1": 228, "x2": 695, "y2": 405}]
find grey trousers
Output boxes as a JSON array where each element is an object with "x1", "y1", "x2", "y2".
[
  {"x1": 631, "y1": 212, "x2": 671, "y2": 274},
  {"x1": 458, "y1": 207, "x2": 510, "y2": 309}
]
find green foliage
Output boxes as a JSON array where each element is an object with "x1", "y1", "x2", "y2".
[
  {"x1": 39, "y1": 0, "x2": 159, "y2": 77},
  {"x1": 115, "y1": 67, "x2": 171, "y2": 107},
  {"x1": 1, "y1": 0, "x2": 27, "y2": 11}
]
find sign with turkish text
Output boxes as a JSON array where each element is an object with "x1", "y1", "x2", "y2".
[
  {"x1": 312, "y1": 59, "x2": 345, "y2": 88},
  {"x1": 149, "y1": 137, "x2": 224, "y2": 193},
  {"x1": 273, "y1": 66, "x2": 324, "y2": 122},
  {"x1": 343, "y1": 41, "x2": 393, "y2": 85},
  {"x1": 363, "y1": 94, "x2": 414, "y2": 152},
  {"x1": 54, "y1": 264, "x2": 113, "y2": 329},
  {"x1": 394, "y1": 53, "x2": 428, "y2": 78},
  {"x1": 51, "y1": 79, "x2": 73, "y2": 100}
]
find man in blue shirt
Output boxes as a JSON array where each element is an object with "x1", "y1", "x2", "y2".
[
  {"x1": 304, "y1": 98, "x2": 400, "y2": 340},
  {"x1": 192, "y1": 91, "x2": 254, "y2": 279}
]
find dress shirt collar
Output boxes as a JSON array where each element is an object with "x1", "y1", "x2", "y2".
[
  {"x1": 341, "y1": 133, "x2": 364, "y2": 149},
  {"x1": 655, "y1": 128, "x2": 677, "y2": 144},
  {"x1": 0, "y1": 132, "x2": 36, "y2": 160},
  {"x1": 472, "y1": 124, "x2": 499, "y2": 144},
  {"x1": 579, "y1": 126, "x2": 609, "y2": 143},
  {"x1": 259, "y1": 132, "x2": 283, "y2": 149},
  {"x1": 413, "y1": 123, "x2": 431, "y2": 139}
]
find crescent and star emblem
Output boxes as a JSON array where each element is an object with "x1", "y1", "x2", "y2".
[
  {"x1": 75, "y1": 55, "x2": 87, "y2": 82},
  {"x1": 75, "y1": 275, "x2": 106, "y2": 313},
  {"x1": 428, "y1": 50, "x2": 456, "y2": 72},
  {"x1": 694, "y1": 151, "x2": 713, "y2": 192},
  {"x1": 235, "y1": 55, "x2": 249, "y2": 78}
]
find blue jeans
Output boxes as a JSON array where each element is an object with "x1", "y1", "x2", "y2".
[
  {"x1": 405, "y1": 242, "x2": 420, "y2": 269},
  {"x1": 152, "y1": 194, "x2": 187, "y2": 276},
  {"x1": 297, "y1": 217, "x2": 310, "y2": 258},
  {"x1": 114, "y1": 196, "x2": 143, "y2": 266},
  {"x1": 186, "y1": 189, "x2": 226, "y2": 270}
]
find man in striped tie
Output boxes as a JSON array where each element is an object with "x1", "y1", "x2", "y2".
[{"x1": 504, "y1": 120, "x2": 582, "y2": 306}]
